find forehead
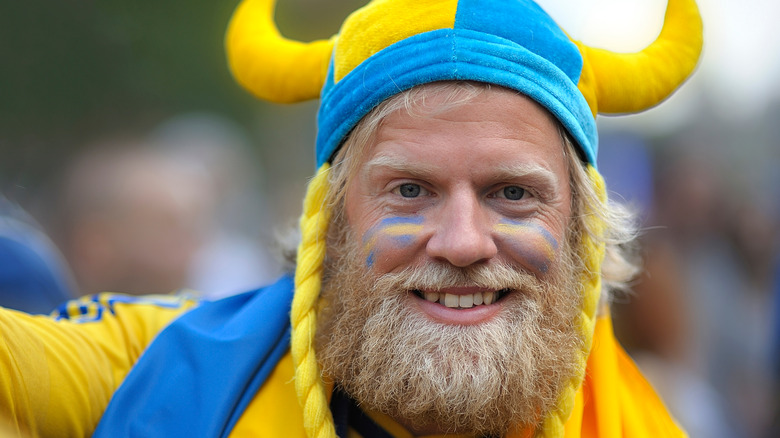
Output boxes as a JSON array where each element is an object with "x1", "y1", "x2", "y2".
[{"x1": 356, "y1": 85, "x2": 568, "y2": 175}]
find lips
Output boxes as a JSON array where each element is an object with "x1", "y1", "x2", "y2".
[{"x1": 412, "y1": 288, "x2": 511, "y2": 309}]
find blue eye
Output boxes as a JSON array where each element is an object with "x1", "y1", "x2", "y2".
[
  {"x1": 502, "y1": 186, "x2": 525, "y2": 200},
  {"x1": 398, "y1": 183, "x2": 421, "y2": 198}
]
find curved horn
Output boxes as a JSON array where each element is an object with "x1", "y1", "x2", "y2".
[
  {"x1": 226, "y1": 0, "x2": 335, "y2": 103},
  {"x1": 576, "y1": 0, "x2": 703, "y2": 115}
]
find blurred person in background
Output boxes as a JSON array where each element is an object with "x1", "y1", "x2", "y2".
[
  {"x1": 50, "y1": 140, "x2": 214, "y2": 296},
  {"x1": 0, "y1": 195, "x2": 76, "y2": 313},
  {"x1": 772, "y1": 256, "x2": 780, "y2": 438},
  {"x1": 652, "y1": 152, "x2": 778, "y2": 437},
  {"x1": 599, "y1": 134, "x2": 740, "y2": 437},
  {"x1": 612, "y1": 231, "x2": 740, "y2": 437},
  {"x1": 49, "y1": 117, "x2": 282, "y2": 300},
  {"x1": 605, "y1": 140, "x2": 780, "y2": 437},
  {"x1": 152, "y1": 112, "x2": 282, "y2": 299}
]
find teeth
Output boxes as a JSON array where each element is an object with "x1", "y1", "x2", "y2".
[
  {"x1": 444, "y1": 294, "x2": 459, "y2": 308},
  {"x1": 422, "y1": 290, "x2": 504, "y2": 308}
]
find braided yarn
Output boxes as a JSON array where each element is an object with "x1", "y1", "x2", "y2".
[
  {"x1": 292, "y1": 163, "x2": 337, "y2": 438},
  {"x1": 538, "y1": 165, "x2": 607, "y2": 437}
]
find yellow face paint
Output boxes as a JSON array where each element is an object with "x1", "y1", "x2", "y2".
[
  {"x1": 494, "y1": 219, "x2": 559, "y2": 274},
  {"x1": 362, "y1": 216, "x2": 424, "y2": 268}
]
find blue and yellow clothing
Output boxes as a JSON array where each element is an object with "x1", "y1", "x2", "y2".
[
  {"x1": 0, "y1": 293, "x2": 198, "y2": 437},
  {"x1": 0, "y1": 276, "x2": 684, "y2": 437}
]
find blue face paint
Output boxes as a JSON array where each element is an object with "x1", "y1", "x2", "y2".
[
  {"x1": 494, "y1": 219, "x2": 559, "y2": 273},
  {"x1": 362, "y1": 216, "x2": 424, "y2": 268}
]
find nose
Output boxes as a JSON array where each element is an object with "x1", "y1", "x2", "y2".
[{"x1": 426, "y1": 193, "x2": 498, "y2": 267}]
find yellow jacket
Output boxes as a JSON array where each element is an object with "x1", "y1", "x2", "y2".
[{"x1": 0, "y1": 290, "x2": 684, "y2": 437}]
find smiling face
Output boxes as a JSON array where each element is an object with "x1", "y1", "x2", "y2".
[
  {"x1": 344, "y1": 85, "x2": 572, "y2": 324},
  {"x1": 317, "y1": 84, "x2": 586, "y2": 436}
]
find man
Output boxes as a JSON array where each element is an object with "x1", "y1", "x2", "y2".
[{"x1": 0, "y1": 0, "x2": 702, "y2": 436}]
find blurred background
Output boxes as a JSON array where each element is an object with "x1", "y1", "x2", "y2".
[{"x1": 0, "y1": 0, "x2": 778, "y2": 436}]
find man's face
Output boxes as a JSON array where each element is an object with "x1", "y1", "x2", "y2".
[
  {"x1": 318, "y1": 86, "x2": 584, "y2": 436},
  {"x1": 344, "y1": 86, "x2": 572, "y2": 317}
]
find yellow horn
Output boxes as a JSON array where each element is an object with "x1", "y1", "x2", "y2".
[
  {"x1": 225, "y1": 0, "x2": 336, "y2": 103},
  {"x1": 576, "y1": 0, "x2": 703, "y2": 115}
]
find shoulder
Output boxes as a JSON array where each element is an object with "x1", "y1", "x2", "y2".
[{"x1": 51, "y1": 291, "x2": 200, "y2": 323}]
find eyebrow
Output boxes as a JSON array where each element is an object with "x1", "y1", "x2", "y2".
[
  {"x1": 364, "y1": 154, "x2": 439, "y2": 180},
  {"x1": 489, "y1": 163, "x2": 560, "y2": 190}
]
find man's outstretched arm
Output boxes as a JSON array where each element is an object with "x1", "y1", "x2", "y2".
[{"x1": 0, "y1": 293, "x2": 199, "y2": 437}]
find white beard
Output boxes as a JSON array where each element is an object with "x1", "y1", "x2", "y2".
[{"x1": 316, "y1": 226, "x2": 586, "y2": 436}]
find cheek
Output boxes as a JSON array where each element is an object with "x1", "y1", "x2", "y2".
[
  {"x1": 494, "y1": 220, "x2": 560, "y2": 274},
  {"x1": 362, "y1": 216, "x2": 425, "y2": 269}
]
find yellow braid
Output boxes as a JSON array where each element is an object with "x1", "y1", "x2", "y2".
[
  {"x1": 292, "y1": 163, "x2": 337, "y2": 438},
  {"x1": 538, "y1": 165, "x2": 607, "y2": 437}
]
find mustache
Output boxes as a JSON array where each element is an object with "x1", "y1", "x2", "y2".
[{"x1": 372, "y1": 260, "x2": 546, "y2": 297}]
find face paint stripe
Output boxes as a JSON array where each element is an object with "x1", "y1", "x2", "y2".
[
  {"x1": 379, "y1": 216, "x2": 424, "y2": 226},
  {"x1": 496, "y1": 219, "x2": 559, "y2": 249},
  {"x1": 494, "y1": 224, "x2": 558, "y2": 260},
  {"x1": 494, "y1": 220, "x2": 559, "y2": 272},
  {"x1": 381, "y1": 224, "x2": 424, "y2": 237},
  {"x1": 362, "y1": 216, "x2": 425, "y2": 268}
]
